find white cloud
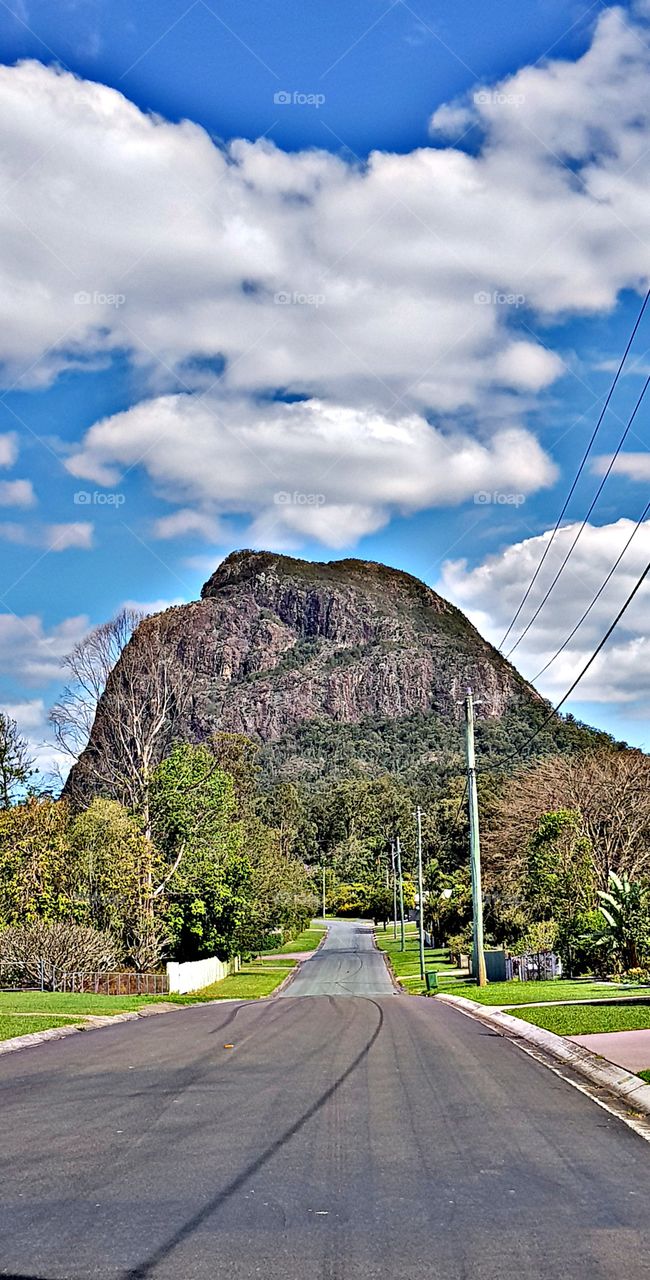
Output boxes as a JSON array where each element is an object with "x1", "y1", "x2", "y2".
[
  {"x1": 592, "y1": 452, "x2": 650, "y2": 482},
  {"x1": 0, "y1": 521, "x2": 93, "y2": 550},
  {"x1": 0, "y1": 8, "x2": 649, "y2": 413},
  {"x1": 0, "y1": 434, "x2": 18, "y2": 467},
  {"x1": 0, "y1": 611, "x2": 89, "y2": 685},
  {"x1": 120, "y1": 596, "x2": 186, "y2": 615},
  {"x1": 151, "y1": 508, "x2": 226, "y2": 542},
  {"x1": 0, "y1": 478, "x2": 35, "y2": 506},
  {"x1": 1, "y1": 698, "x2": 69, "y2": 781},
  {"x1": 0, "y1": 12, "x2": 649, "y2": 546},
  {"x1": 66, "y1": 394, "x2": 557, "y2": 547},
  {"x1": 440, "y1": 517, "x2": 650, "y2": 709}
]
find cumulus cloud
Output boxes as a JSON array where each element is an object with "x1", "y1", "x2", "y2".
[
  {"x1": 0, "y1": 11, "x2": 650, "y2": 545},
  {"x1": 0, "y1": 434, "x2": 18, "y2": 467},
  {"x1": 592, "y1": 452, "x2": 650, "y2": 482},
  {"x1": 440, "y1": 517, "x2": 650, "y2": 710},
  {"x1": 66, "y1": 394, "x2": 557, "y2": 545},
  {"x1": 1, "y1": 698, "x2": 69, "y2": 781},
  {"x1": 151, "y1": 508, "x2": 226, "y2": 542},
  {"x1": 0, "y1": 521, "x2": 93, "y2": 550},
  {"x1": 0, "y1": 610, "x2": 89, "y2": 685},
  {"x1": 1, "y1": 6, "x2": 649, "y2": 412},
  {"x1": 0, "y1": 478, "x2": 35, "y2": 506}
]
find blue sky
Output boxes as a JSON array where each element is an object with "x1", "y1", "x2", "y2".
[{"x1": 1, "y1": 0, "x2": 650, "y2": 768}]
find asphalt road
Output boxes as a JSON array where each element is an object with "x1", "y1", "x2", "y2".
[
  {"x1": 280, "y1": 920, "x2": 395, "y2": 997},
  {"x1": 2, "y1": 924, "x2": 650, "y2": 1279}
]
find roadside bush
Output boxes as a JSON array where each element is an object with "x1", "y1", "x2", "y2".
[{"x1": 0, "y1": 919, "x2": 119, "y2": 989}]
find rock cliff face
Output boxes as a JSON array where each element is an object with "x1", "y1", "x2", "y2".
[{"x1": 66, "y1": 549, "x2": 546, "y2": 798}]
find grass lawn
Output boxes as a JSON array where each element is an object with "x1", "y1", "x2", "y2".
[
  {"x1": 0, "y1": 1014, "x2": 82, "y2": 1041},
  {"x1": 453, "y1": 980, "x2": 646, "y2": 1007},
  {"x1": 0, "y1": 991, "x2": 157, "y2": 1016},
  {"x1": 638, "y1": 1070, "x2": 650, "y2": 1084},
  {"x1": 264, "y1": 923, "x2": 327, "y2": 954},
  {"x1": 511, "y1": 1003, "x2": 650, "y2": 1036},
  {"x1": 374, "y1": 926, "x2": 457, "y2": 995},
  {"x1": 176, "y1": 969, "x2": 293, "y2": 1001}
]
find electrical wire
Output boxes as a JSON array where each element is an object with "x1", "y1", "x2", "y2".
[
  {"x1": 506, "y1": 552, "x2": 650, "y2": 764},
  {"x1": 498, "y1": 287, "x2": 650, "y2": 650},
  {"x1": 531, "y1": 496, "x2": 650, "y2": 682},
  {"x1": 506, "y1": 373, "x2": 650, "y2": 658}
]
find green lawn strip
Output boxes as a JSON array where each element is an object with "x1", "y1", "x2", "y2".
[
  {"x1": 638, "y1": 1070, "x2": 650, "y2": 1084},
  {"x1": 166, "y1": 969, "x2": 290, "y2": 1002},
  {"x1": 264, "y1": 926, "x2": 327, "y2": 955},
  {"x1": 374, "y1": 931, "x2": 456, "y2": 992},
  {"x1": 450, "y1": 980, "x2": 646, "y2": 1007},
  {"x1": 0, "y1": 1014, "x2": 83, "y2": 1042},
  {"x1": 0, "y1": 991, "x2": 157, "y2": 1016},
  {"x1": 511, "y1": 1003, "x2": 650, "y2": 1036}
]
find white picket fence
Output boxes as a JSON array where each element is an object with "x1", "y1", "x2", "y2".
[{"x1": 166, "y1": 954, "x2": 241, "y2": 994}]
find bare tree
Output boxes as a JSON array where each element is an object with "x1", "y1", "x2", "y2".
[
  {"x1": 50, "y1": 608, "x2": 143, "y2": 760},
  {"x1": 487, "y1": 748, "x2": 650, "y2": 891},
  {"x1": 69, "y1": 614, "x2": 196, "y2": 825},
  {"x1": 0, "y1": 712, "x2": 34, "y2": 808}
]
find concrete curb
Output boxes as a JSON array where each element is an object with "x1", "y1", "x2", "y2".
[
  {"x1": 0, "y1": 997, "x2": 248, "y2": 1057},
  {"x1": 437, "y1": 993, "x2": 650, "y2": 1115},
  {"x1": 0, "y1": 1005, "x2": 163, "y2": 1057},
  {"x1": 371, "y1": 927, "x2": 405, "y2": 996}
]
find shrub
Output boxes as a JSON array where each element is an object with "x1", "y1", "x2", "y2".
[{"x1": 0, "y1": 919, "x2": 119, "y2": 989}]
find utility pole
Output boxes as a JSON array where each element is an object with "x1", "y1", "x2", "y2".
[
  {"x1": 396, "y1": 835, "x2": 406, "y2": 952},
  {"x1": 390, "y1": 840, "x2": 398, "y2": 939},
  {"x1": 415, "y1": 805, "x2": 425, "y2": 981},
  {"x1": 465, "y1": 688, "x2": 487, "y2": 986},
  {"x1": 322, "y1": 865, "x2": 326, "y2": 922}
]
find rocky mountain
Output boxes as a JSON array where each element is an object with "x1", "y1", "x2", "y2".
[{"x1": 65, "y1": 549, "x2": 602, "y2": 802}]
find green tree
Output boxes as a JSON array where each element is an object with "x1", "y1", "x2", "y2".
[
  {"x1": 0, "y1": 798, "x2": 74, "y2": 924},
  {"x1": 69, "y1": 797, "x2": 158, "y2": 947},
  {"x1": 0, "y1": 713, "x2": 34, "y2": 809},
  {"x1": 524, "y1": 809, "x2": 596, "y2": 972},
  {"x1": 149, "y1": 744, "x2": 248, "y2": 961}
]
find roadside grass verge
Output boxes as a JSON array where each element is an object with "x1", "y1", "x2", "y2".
[
  {"x1": 450, "y1": 980, "x2": 646, "y2": 1007},
  {"x1": 0, "y1": 991, "x2": 157, "y2": 1016},
  {"x1": 0, "y1": 956, "x2": 300, "y2": 1018},
  {"x1": 374, "y1": 927, "x2": 457, "y2": 995},
  {"x1": 510, "y1": 1003, "x2": 650, "y2": 1036},
  {"x1": 168, "y1": 968, "x2": 293, "y2": 1002},
  {"x1": 0, "y1": 1014, "x2": 82, "y2": 1041},
  {"x1": 638, "y1": 1070, "x2": 650, "y2": 1084},
  {"x1": 264, "y1": 923, "x2": 327, "y2": 954}
]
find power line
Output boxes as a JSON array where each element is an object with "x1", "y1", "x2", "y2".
[
  {"x1": 498, "y1": 287, "x2": 650, "y2": 650},
  {"x1": 509, "y1": 552, "x2": 650, "y2": 762},
  {"x1": 506, "y1": 373, "x2": 650, "y2": 658},
  {"x1": 532, "y1": 496, "x2": 650, "y2": 682}
]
